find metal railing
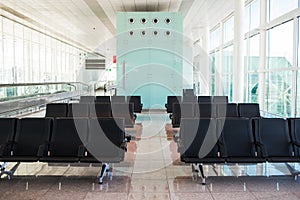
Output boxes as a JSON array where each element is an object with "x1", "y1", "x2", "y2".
[{"x1": 0, "y1": 82, "x2": 89, "y2": 117}]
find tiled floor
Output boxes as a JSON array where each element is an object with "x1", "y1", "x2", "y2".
[{"x1": 2, "y1": 112, "x2": 300, "y2": 199}]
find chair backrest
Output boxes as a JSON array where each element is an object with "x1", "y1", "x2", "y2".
[
  {"x1": 288, "y1": 118, "x2": 300, "y2": 156},
  {"x1": 95, "y1": 96, "x2": 111, "y2": 103},
  {"x1": 86, "y1": 118, "x2": 125, "y2": 161},
  {"x1": 238, "y1": 103, "x2": 260, "y2": 118},
  {"x1": 111, "y1": 96, "x2": 126, "y2": 103},
  {"x1": 111, "y1": 103, "x2": 134, "y2": 127},
  {"x1": 181, "y1": 103, "x2": 195, "y2": 118},
  {"x1": 172, "y1": 103, "x2": 194, "y2": 127},
  {"x1": 183, "y1": 89, "x2": 194, "y2": 96},
  {"x1": 45, "y1": 103, "x2": 68, "y2": 118},
  {"x1": 198, "y1": 96, "x2": 212, "y2": 103},
  {"x1": 195, "y1": 103, "x2": 217, "y2": 118},
  {"x1": 213, "y1": 96, "x2": 228, "y2": 103},
  {"x1": 217, "y1": 103, "x2": 238, "y2": 118},
  {"x1": 179, "y1": 118, "x2": 218, "y2": 159},
  {"x1": 80, "y1": 96, "x2": 95, "y2": 103},
  {"x1": 182, "y1": 95, "x2": 197, "y2": 103},
  {"x1": 89, "y1": 103, "x2": 112, "y2": 118},
  {"x1": 127, "y1": 96, "x2": 142, "y2": 112},
  {"x1": 166, "y1": 96, "x2": 181, "y2": 113},
  {"x1": 68, "y1": 104, "x2": 89, "y2": 118},
  {"x1": 49, "y1": 118, "x2": 88, "y2": 157},
  {"x1": 0, "y1": 118, "x2": 17, "y2": 155},
  {"x1": 13, "y1": 118, "x2": 52, "y2": 156},
  {"x1": 255, "y1": 118, "x2": 293, "y2": 157},
  {"x1": 218, "y1": 118, "x2": 255, "y2": 158}
]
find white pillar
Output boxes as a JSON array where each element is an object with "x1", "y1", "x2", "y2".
[
  {"x1": 258, "y1": 0, "x2": 267, "y2": 110},
  {"x1": 233, "y1": 0, "x2": 245, "y2": 102}
]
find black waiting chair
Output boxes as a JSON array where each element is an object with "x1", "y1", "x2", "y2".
[
  {"x1": 80, "y1": 118, "x2": 126, "y2": 163},
  {"x1": 172, "y1": 103, "x2": 194, "y2": 127},
  {"x1": 195, "y1": 103, "x2": 217, "y2": 118},
  {"x1": 95, "y1": 96, "x2": 111, "y2": 103},
  {"x1": 182, "y1": 95, "x2": 197, "y2": 103},
  {"x1": 0, "y1": 118, "x2": 17, "y2": 158},
  {"x1": 81, "y1": 118, "x2": 126, "y2": 184},
  {"x1": 254, "y1": 118, "x2": 297, "y2": 162},
  {"x1": 89, "y1": 103, "x2": 112, "y2": 118},
  {"x1": 45, "y1": 103, "x2": 68, "y2": 118},
  {"x1": 165, "y1": 96, "x2": 181, "y2": 113},
  {"x1": 218, "y1": 118, "x2": 265, "y2": 163},
  {"x1": 179, "y1": 118, "x2": 223, "y2": 163},
  {"x1": 127, "y1": 96, "x2": 143, "y2": 113},
  {"x1": 198, "y1": 96, "x2": 212, "y2": 103},
  {"x1": 111, "y1": 103, "x2": 135, "y2": 128},
  {"x1": 80, "y1": 96, "x2": 95, "y2": 103},
  {"x1": 288, "y1": 118, "x2": 300, "y2": 157},
  {"x1": 183, "y1": 89, "x2": 194, "y2": 96},
  {"x1": 5, "y1": 118, "x2": 52, "y2": 162},
  {"x1": 213, "y1": 96, "x2": 228, "y2": 103},
  {"x1": 111, "y1": 96, "x2": 126, "y2": 104},
  {"x1": 40, "y1": 118, "x2": 88, "y2": 163},
  {"x1": 68, "y1": 104, "x2": 89, "y2": 118},
  {"x1": 216, "y1": 103, "x2": 238, "y2": 118},
  {"x1": 238, "y1": 103, "x2": 260, "y2": 118}
]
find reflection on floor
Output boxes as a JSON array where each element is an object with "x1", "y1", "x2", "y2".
[{"x1": 2, "y1": 112, "x2": 300, "y2": 200}]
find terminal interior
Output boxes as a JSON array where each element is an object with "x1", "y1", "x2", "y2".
[{"x1": 1, "y1": 0, "x2": 300, "y2": 199}]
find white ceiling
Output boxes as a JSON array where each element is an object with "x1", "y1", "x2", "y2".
[{"x1": 0, "y1": 0, "x2": 234, "y2": 56}]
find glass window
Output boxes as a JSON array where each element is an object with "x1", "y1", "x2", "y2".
[
  {"x1": 265, "y1": 71, "x2": 292, "y2": 116},
  {"x1": 15, "y1": 37, "x2": 24, "y2": 83},
  {"x1": 245, "y1": 0, "x2": 260, "y2": 33},
  {"x1": 267, "y1": 20, "x2": 293, "y2": 69},
  {"x1": 222, "y1": 45, "x2": 233, "y2": 101},
  {"x1": 3, "y1": 34, "x2": 14, "y2": 83},
  {"x1": 268, "y1": 0, "x2": 298, "y2": 21},
  {"x1": 247, "y1": 73, "x2": 259, "y2": 103},
  {"x1": 247, "y1": 34, "x2": 260, "y2": 71},
  {"x1": 250, "y1": 0, "x2": 260, "y2": 30},
  {"x1": 0, "y1": 17, "x2": 3, "y2": 84},
  {"x1": 223, "y1": 45, "x2": 233, "y2": 74},
  {"x1": 210, "y1": 27, "x2": 220, "y2": 50},
  {"x1": 223, "y1": 16, "x2": 234, "y2": 43},
  {"x1": 1, "y1": 17, "x2": 83, "y2": 85},
  {"x1": 32, "y1": 42, "x2": 40, "y2": 82}
]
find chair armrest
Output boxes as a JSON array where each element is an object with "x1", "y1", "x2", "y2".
[
  {"x1": 37, "y1": 144, "x2": 47, "y2": 157},
  {"x1": 0, "y1": 144, "x2": 7, "y2": 156},
  {"x1": 120, "y1": 142, "x2": 127, "y2": 152},
  {"x1": 125, "y1": 135, "x2": 135, "y2": 142},
  {"x1": 292, "y1": 141, "x2": 300, "y2": 148},
  {"x1": 255, "y1": 142, "x2": 268, "y2": 157},
  {"x1": 217, "y1": 140, "x2": 227, "y2": 157},
  {"x1": 77, "y1": 145, "x2": 85, "y2": 157}
]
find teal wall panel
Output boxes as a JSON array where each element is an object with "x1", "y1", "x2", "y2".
[{"x1": 116, "y1": 12, "x2": 183, "y2": 109}]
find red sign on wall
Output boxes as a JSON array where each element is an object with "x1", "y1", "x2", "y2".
[{"x1": 113, "y1": 56, "x2": 116, "y2": 63}]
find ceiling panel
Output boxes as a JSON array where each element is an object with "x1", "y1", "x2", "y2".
[
  {"x1": 169, "y1": 0, "x2": 183, "y2": 12},
  {"x1": 0, "y1": 0, "x2": 236, "y2": 55}
]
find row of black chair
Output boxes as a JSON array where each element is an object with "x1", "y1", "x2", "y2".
[
  {"x1": 45, "y1": 103, "x2": 135, "y2": 128},
  {"x1": 165, "y1": 96, "x2": 229, "y2": 113},
  {"x1": 0, "y1": 117, "x2": 127, "y2": 183},
  {"x1": 80, "y1": 96, "x2": 143, "y2": 113},
  {"x1": 179, "y1": 117, "x2": 300, "y2": 184},
  {"x1": 172, "y1": 103, "x2": 260, "y2": 127}
]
